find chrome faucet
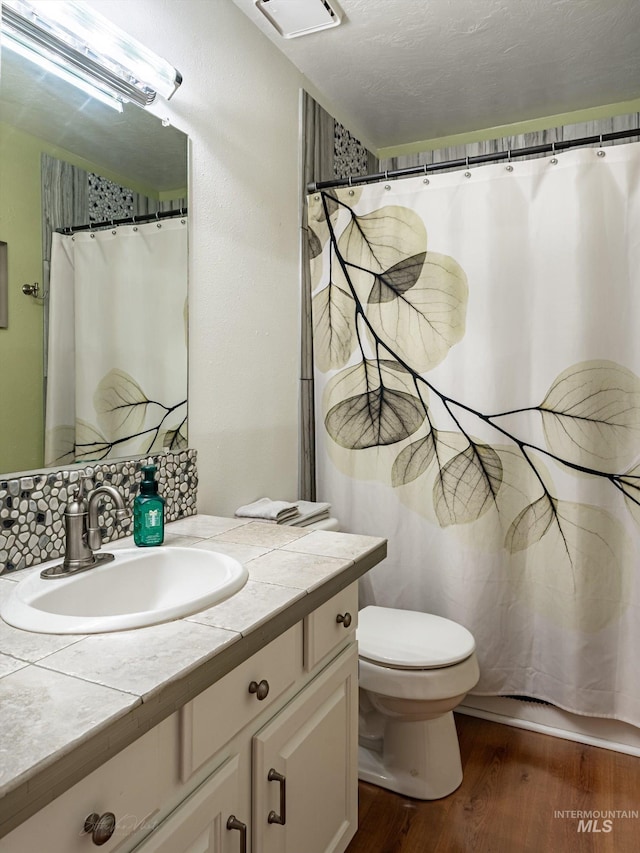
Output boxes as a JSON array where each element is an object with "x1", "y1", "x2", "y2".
[{"x1": 41, "y1": 477, "x2": 130, "y2": 579}]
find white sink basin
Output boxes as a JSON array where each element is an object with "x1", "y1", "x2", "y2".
[{"x1": 0, "y1": 547, "x2": 248, "y2": 635}]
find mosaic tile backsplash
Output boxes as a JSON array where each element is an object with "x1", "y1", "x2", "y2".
[{"x1": 0, "y1": 449, "x2": 197, "y2": 574}]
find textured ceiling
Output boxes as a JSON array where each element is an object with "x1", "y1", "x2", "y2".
[{"x1": 232, "y1": 0, "x2": 640, "y2": 151}]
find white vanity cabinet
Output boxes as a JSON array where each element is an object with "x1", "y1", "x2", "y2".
[
  {"x1": 1, "y1": 583, "x2": 360, "y2": 853},
  {"x1": 135, "y1": 644, "x2": 357, "y2": 853},
  {"x1": 146, "y1": 584, "x2": 359, "y2": 853}
]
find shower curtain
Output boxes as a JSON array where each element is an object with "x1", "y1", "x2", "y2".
[
  {"x1": 45, "y1": 218, "x2": 188, "y2": 465},
  {"x1": 308, "y1": 142, "x2": 640, "y2": 727}
]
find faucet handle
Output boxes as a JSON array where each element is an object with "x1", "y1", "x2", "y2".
[{"x1": 66, "y1": 477, "x2": 88, "y2": 514}]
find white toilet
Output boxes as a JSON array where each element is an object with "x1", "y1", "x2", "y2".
[{"x1": 357, "y1": 605, "x2": 480, "y2": 800}]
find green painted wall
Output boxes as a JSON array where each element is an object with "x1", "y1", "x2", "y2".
[
  {"x1": 377, "y1": 98, "x2": 640, "y2": 158},
  {"x1": 0, "y1": 122, "x2": 44, "y2": 473}
]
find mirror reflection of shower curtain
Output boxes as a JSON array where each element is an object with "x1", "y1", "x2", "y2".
[{"x1": 44, "y1": 218, "x2": 188, "y2": 465}]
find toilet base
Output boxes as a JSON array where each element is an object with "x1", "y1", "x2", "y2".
[{"x1": 358, "y1": 711, "x2": 463, "y2": 800}]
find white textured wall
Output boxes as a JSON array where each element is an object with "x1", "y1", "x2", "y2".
[{"x1": 89, "y1": 0, "x2": 306, "y2": 515}]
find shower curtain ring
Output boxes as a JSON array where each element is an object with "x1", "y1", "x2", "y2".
[
  {"x1": 348, "y1": 176, "x2": 352, "y2": 187},
  {"x1": 384, "y1": 171, "x2": 389, "y2": 180}
]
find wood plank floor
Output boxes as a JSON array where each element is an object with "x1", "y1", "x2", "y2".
[{"x1": 346, "y1": 713, "x2": 640, "y2": 853}]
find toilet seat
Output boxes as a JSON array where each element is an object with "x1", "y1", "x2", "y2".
[{"x1": 358, "y1": 606, "x2": 476, "y2": 669}]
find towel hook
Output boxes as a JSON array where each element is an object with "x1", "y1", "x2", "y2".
[{"x1": 22, "y1": 281, "x2": 49, "y2": 300}]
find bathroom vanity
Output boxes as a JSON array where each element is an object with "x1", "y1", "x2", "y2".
[{"x1": 0, "y1": 515, "x2": 386, "y2": 853}]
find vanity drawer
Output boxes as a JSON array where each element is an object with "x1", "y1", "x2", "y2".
[
  {"x1": 180, "y1": 622, "x2": 302, "y2": 781},
  {"x1": 304, "y1": 582, "x2": 358, "y2": 671},
  {"x1": 0, "y1": 719, "x2": 175, "y2": 853}
]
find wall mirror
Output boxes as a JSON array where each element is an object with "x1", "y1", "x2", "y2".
[{"x1": 0, "y1": 43, "x2": 189, "y2": 477}]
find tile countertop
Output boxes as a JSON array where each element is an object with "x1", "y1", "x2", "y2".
[{"x1": 0, "y1": 514, "x2": 386, "y2": 838}]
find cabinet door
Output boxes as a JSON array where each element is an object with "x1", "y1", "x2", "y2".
[
  {"x1": 133, "y1": 754, "x2": 248, "y2": 853},
  {"x1": 252, "y1": 645, "x2": 358, "y2": 853}
]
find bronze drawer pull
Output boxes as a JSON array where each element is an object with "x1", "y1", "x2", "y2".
[
  {"x1": 336, "y1": 612, "x2": 352, "y2": 628},
  {"x1": 267, "y1": 768, "x2": 286, "y2": 825},
  {"x1": 227, "y1": 815, "x2": 248, "y2": 852}
]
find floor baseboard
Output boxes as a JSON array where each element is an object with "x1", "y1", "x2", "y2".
[{"x1": 457, "y1": 695, "x2": 640, "y2": 757}]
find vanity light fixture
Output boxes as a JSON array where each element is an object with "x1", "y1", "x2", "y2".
[
  {"x1": 2, "y1": 26, "x2": 124, "y2": 111},
  {"x1": 0, "y1": 0, "x2": 182, "y2": 110}
]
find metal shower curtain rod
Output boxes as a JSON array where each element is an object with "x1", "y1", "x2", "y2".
[
  {"x1": 307, "y1": 127, "x2": 640, "y2": 192},
  {"x1": 57, "y1": 206, "x2": 188, "y2": 235}
]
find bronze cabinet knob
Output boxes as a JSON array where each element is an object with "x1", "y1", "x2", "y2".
[
  {"x1": 84, "y1": 812, "x2": 116, "y2": 846},
  {"x1": 248, "y1": 679, "x2": 270, "y2": 700}
]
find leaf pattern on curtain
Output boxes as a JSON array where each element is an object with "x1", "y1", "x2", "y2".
[
  {"x1": 62, "y1": 369, "x2": 188, "y2": 464},
  {"x1": 310, "y1": 191, "x2": 640, "y2": 573},
  {"x1": 86, "y1": 368, "x2": 187, "y2": 460},
  {"x1": 540, "y1": 361, "x2": 640, "y2": 472}
]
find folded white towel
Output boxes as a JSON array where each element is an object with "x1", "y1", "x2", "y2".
[
  {"x1": 289, "y1": 512, "x2": 331, "y2": 527},
  {"x1": 287, "y1": 500, "x2": 332, "y2": 527},
  {"x1": 235, "y1": 497, "x2": 300, "y2": 524}
]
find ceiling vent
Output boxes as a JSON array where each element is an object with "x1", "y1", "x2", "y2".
[{"x1": 255, "y1": 0, "x2": 342, "y2": 39}]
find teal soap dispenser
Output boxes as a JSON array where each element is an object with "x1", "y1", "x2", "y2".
[{"x1": 133, "y1": 465, "x2": 165, "y2": 546}]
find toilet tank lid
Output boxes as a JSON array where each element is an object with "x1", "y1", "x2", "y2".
[{"x1": 357, "y1": 606, "x2": 476, "y2": 668}]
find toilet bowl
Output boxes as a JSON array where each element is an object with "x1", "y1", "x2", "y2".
[{"x1": 357, "y1": 605, "x2": 480, "y2": 800}]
